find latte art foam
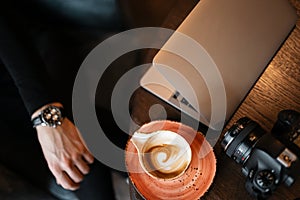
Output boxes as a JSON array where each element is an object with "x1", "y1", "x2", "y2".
[{"x1": 143, "y1": 143, "x2": 190, "y2": 179}]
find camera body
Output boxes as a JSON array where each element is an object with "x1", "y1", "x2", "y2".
[{"x1": 221, "y1": 110, "x2": 300, "y2": 199}]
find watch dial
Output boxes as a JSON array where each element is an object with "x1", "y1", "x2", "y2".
[{"x1": 42, "y1": 106, "x2": 63, "y2": 127}]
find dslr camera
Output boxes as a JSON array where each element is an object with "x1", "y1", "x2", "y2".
[{"x1": 221, "y1": 110, "x2": 300, "y2": 199}]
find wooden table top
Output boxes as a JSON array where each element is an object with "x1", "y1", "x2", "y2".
[{"x1": 129, "y1": 0, "x2": 300, "y2": 199}]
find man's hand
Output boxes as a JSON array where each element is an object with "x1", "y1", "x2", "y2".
[{"x1": 36, "y1": 118, "x2": 94, "y2": 190}]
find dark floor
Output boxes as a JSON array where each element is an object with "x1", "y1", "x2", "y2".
[
  {"x1": 0, "y1": 162, "x2": 130, "y2": 200},
  {"x1": 0, "y1": 163, "x2": 55, "y2": 200}
]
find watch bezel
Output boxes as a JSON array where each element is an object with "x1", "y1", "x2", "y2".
[
  {"x1": 41, "y1": 105, "x2": 63, "y2": 128},
  {"x1": 33, "y1": 105, "x2": 64, "y2": 128}
]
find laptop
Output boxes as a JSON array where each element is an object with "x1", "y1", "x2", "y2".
[{"x1": 140, "y1": 0, "x2": 297, "y2": 129}]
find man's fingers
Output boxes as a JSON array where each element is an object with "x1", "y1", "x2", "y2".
[
  {"x1": 59, "y1": 171, "x2": 80, "y2": 191},
  {"x1": 62, "y1": 162, "x2": 84, "y2": 184},
  {"x1": 74, "y1": 157, "x2": 90, "y2": 175},
  {"x1": 75, "y1": 127, "x2": 94, "y2": 165},
  {"x1": 82, "y1": 148, "x2": 94, "y2": 164},
  {"x1": 49, "y1": 165, "x2": 62, "y2": 185},
  {"x1": 50, "y1": 166, "x2": 79, "y2": 190}
]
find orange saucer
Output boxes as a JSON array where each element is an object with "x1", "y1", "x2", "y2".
[{"x1": 125, "y1": 120, "x2": 216, "y2": 200}]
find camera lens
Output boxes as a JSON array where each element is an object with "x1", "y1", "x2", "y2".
[
  {"x1": 221, "y1": 117, "x2": 265, "y2": 164},
  {"x1": 221, "y1": 117, "x2": 251, "y2": 149}
]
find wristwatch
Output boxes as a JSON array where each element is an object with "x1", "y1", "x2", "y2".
[{"x1": 32, "y1": 105, "x2": 64, "y2": 128}]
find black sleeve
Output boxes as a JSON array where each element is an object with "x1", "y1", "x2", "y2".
[{"x1": 0, "y1": 12, "x2": 58, "y2": 116}]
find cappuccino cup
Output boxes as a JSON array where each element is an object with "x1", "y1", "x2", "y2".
[
  {"x1": 131, "y1": 130, "x2": 192, "y2": 179},
  {"x1": 126, "y1": 120, "x2": 216, "y2": 200}
]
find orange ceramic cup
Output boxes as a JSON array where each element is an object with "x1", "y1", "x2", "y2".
[{"x1": 125, "y1": 120, "x2": 216, "y2": 200}]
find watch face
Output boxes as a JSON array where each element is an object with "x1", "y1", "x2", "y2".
[{"x1": 41, "y1": 106, "x2": 63, "y2": 127}]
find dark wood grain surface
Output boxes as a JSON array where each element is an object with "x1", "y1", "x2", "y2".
[{"x1": 129, "y1": 0, "x2": 300, "y2": 199}]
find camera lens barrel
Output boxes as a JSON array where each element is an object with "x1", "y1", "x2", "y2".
[
  {"x1": 221, "y1": 117, "x2": 251, "y2": 150},
  {"x1": 221, "y1": 117, "x2": 265, "y2": 164}
]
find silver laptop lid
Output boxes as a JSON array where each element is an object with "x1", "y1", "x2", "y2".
[{"x1": 140, "y1": 0, "x2": 297, "y2": 129}]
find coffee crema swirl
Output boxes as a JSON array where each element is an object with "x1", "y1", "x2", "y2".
[{"x1": 142, "y1": 143, "x2": 190, "y2": 179}]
